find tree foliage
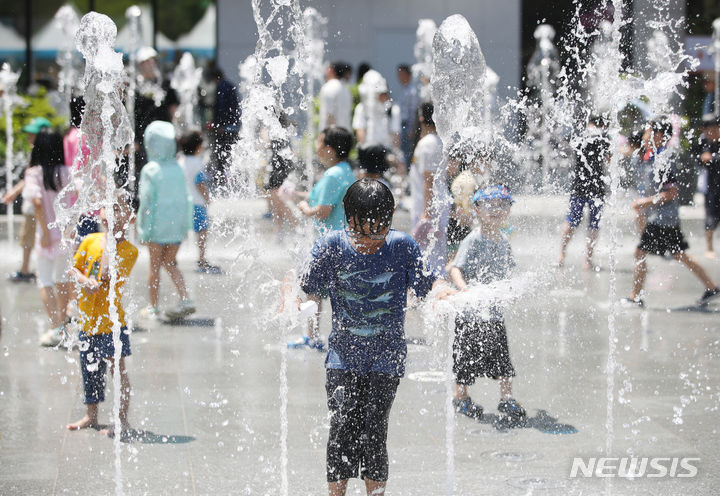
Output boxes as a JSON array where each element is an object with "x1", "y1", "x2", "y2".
[{"x1": 3, "y1": 0, "x2": 214, "y2": 41}]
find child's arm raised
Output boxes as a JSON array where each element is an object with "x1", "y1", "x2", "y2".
[
  {"x1": 448, "y1": 266, "x2": 468, "y2": 291},
  {"x1": 298, "y1": 201, "x2": 332, "y2": 220}
]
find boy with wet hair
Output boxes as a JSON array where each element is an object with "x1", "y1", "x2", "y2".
[
  {"x1": 448, "y1": 185, "x2": 526, "y2": 422},
  {"x1": 623, "y1": 118, "x2": 720, "y2": 307},
  {"x1": 288, "y1": 178, "x2": 452, "y2": 495},
  {"x1": 357, "y1": 144, "x2": 391, "y2": 189}
]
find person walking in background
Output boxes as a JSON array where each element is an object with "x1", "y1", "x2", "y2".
[
  {"x1": 410, "y1": 102, "x2": 449, "y2": 274},
  {"x1": 22, "y1": 128, "x2": 74, "y2": 347},
  {"x1": 179, "y1": 130, "x2": 221, "y2": 274},
  {"x1": 319, "y1": 62, "x2": 353, "y2": 133},
  {"x1": 557, "y1": 115, "x2": 611, "y2": 270},
  {"x1": 206, "y1": 66, "x2": 241, "y2": 191},
  {"x1": 4, "y1": 117, "x2": 53, "y2": 282},
  {"x1": 396, "y1": 64, "x2": 419, "y2": 167},
  {"x1": 622, "y1": 119, "x2": 720, "y2": 308},
  {"x1": 137, "y1": 121, "x2": 195, "y2": 322}
]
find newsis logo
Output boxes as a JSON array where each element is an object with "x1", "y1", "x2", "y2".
[{"x1": 570, "y1": 457, "x2": 699, "y2": 478}]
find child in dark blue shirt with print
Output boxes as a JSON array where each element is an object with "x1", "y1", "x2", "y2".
[{"x1": 291, "y1": 178, "x2": 453, "y2": 496}]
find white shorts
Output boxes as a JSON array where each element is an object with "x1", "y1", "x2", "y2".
[{"x1": 36, "y1": 251, "x2": 70, "y2": 288}]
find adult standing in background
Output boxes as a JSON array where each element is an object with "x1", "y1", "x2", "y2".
[
  {"x1": 410, "y1": 102, "x2": 449, "y2": 274},
  {"x1": 352, "y1": 70, "x2": 401, "y2": 152},
  {"x1": 318, "y1": 61, "x2": 353, "y2": 133},
  {"x1": 204, "y1": 66, "x2": 241, "y2": 191},
  {"x1": 396, "y1": 64, "x2": 419, "y2": 167},
  {"x1": 129, "y1": 47, "x2": 179, "y2": 192}
]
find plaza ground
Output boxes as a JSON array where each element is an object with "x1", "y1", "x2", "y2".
[{"x1": 0, "y1": 194, "x2": 719, "y2": 495}]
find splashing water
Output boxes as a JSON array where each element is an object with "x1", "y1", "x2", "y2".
[
  {"x1": 712, "y1": 19, "x2": 720, "y2": 116},
  {"x1": 563, "y1": 2, "x2": 696, "y2": 495},
  {"x1": 430, "y1": 15, "x2": 486, "y2": 146},
  {"x1": 413, "y1": 19, "x2": 436, "y2": 83},
  {"x1": 230, "y1": 1, "x2": 312, "y2": 493},
  {"x1": 523, "y1": 23, "x2": 573, "y2": 189},
  {"x1": 57, "y1": 12, "x2": 134, "y2": 496},
  {"x1": 123, "y1": 5, "x2": 141, "y2": 194},
  {"x1": 171, "y1": 52, "x2": 203, "y2": 132},
  {"x1": 300, "y1": 7, "x2": 326, "y2": 189},
  {"x1": 54, "y1": 5, "x2": 81, "y2": 121},
  {"x1": 428, "y1": 14, "x2": 489, "y2": 495},
  {"x1": 0, "y1": 63, "x2": 22, "y2": 242}
]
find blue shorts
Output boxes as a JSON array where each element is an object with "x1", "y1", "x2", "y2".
[
  {"x1": 193, "y1": 205, "x2": 210, "y2": 233},
  {"x1": 566, "y1": 195, "x2": 604, "y2": 230},
  {"x1": 78, "y1": 328, "x2": 131, "y2": 405}
]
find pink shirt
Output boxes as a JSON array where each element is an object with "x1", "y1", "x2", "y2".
[
  {"x1": 22, "y1": 166, "x2": 72, "y2": 258},
  {"x1": 63, "y1": 127, "x2": 90, "y2": 169}
]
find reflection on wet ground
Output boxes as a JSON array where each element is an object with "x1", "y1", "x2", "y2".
[{"x1": 1, "y1": 198, "x2": 719, "y2": 494}]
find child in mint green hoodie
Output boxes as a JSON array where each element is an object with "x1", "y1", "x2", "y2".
[{"x1": 137, "y1": 120, "x2": 195, "y2": 321}]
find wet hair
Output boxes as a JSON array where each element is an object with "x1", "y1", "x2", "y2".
[
  {"x1": 397, "y1": 64, "x2": 411, "y2": 75},
  {"x1": 628, "y1": 129, "x2": 644, "y2": 149},
  {"x1": 29, "y1": 128, "x2": 65, "y2": 192},
  {"x1": 179, "y1": 130, "x2": 203, "y2": 155},
  {"x1": 648, "y1": 117, "x2": 673, "y2": 137},
  {"x1": 356, "y1": 62, "x2": 371, "y2": 82},
  {"x1": 343, "y1": 179, "x2": 395, "y2": 233},
  {"x1": 358, "y1": 145, "x2": 389, "y2": 175},
  {"x1": 332, "y1": 61, "x2": 352, "y2": 80},
  {"x1": 419, "y1": 102, "x2": 435, "y2": 128},
  {"x1": 70, "y1": 96, "x2": 85, "y2": 128},
  {"x1": 320, "y1": 126, "x2": 354, "y2": 161}
]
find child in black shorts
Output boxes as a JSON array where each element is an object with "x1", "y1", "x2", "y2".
[
  {"x1": 284, "y1": 178, "x2": 453, "y2": 495},
  {"x1": 622, "y1": 119, "x2": 719, "y2": 307},
  {"x1": 448, "y1": 185, "x2": 526, "y2": 421}
]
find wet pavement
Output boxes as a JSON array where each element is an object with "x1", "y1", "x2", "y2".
[{"x1": 1, "y1": 194, "x2": 719, "y2": 495}]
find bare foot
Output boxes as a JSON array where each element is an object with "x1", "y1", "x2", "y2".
[{"x1": 67, "y1": 415, "x2": 98, "y2": 431}]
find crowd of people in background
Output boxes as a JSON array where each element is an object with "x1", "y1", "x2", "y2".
[{"x1": 3, "y1": 48, "x2": 720, "y2": 495}]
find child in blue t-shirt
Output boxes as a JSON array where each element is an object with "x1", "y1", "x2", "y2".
[
  {"x1": 286, "y1": 178, "x2": 453, "y2": 495},
  {"x1": 448, "y1": 185, "x2": 526, "y2": 422}
]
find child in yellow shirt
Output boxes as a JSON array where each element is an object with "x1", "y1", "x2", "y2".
[{"x1": 67, "y1": 198, "x2": 138, "y2": 438}]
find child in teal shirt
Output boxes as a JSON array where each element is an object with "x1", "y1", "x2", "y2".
[
  {"x1": 291, "y1": 126, "x2": 356, "y2": 349},
  {"x1": 298, "y1": 126, "x2": 356, "y2": 232}
]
